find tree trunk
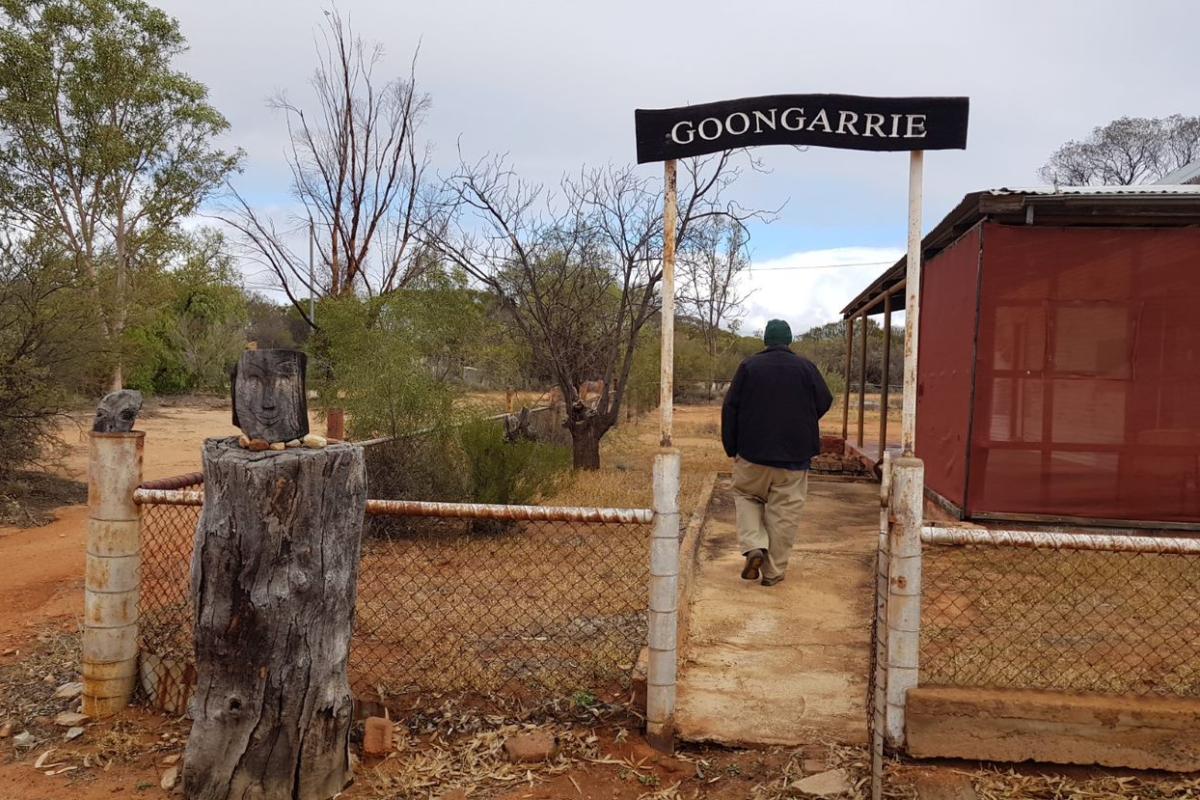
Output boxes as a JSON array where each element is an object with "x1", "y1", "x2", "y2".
[
  {"x1": 183, "y1": 438, "x2": 366, "y2": 800},
  {"x1": 569, "y1": 413, "x2": 603, "y2": 471}
]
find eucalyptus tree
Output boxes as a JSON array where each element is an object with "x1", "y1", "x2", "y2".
[
  {"x1": 1040, "y1": 115, "x2": 1200, "y2": 186},
  {"x1": 0, "y1": 0, "x2": 240, "y2": 389},
  {"x1": 432, "y1": 153, "x2": 770, "y2": 470}
]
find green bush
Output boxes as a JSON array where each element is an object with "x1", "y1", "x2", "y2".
[{"x1": 458, "y1": 417, "x2": 571, "y2": 506}]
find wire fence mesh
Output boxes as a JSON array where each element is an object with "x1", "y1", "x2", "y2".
[
  {"x1": 136, "y1": 462, "x2": 651, "y2": 712},
  {"x1": 921, "y1": 532, "x2": 1200, "y2": 697},
  {"x1": 355, "y1": 512, "x2": 648, "y2": 702}
]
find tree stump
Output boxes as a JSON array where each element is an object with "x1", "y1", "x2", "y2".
[{"x1": 183, "y1": 438, "x2": 366, "y2": 800}]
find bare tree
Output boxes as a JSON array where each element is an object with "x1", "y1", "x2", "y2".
[
  {"x1": 226, "y1": 10, "x2": 437, "y2": 326},
  {"x1": 430, "y1": 152, "x2": 770, "y2": 469},
  {"x1": 1039, "y1": 115, "x2": 1200, "y2": 186},
  {"x1": 678, "y1": 216, "x2": 751, "y2": 396}
]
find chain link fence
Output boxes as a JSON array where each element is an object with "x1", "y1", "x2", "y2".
[
  {"x1": 355, "y1": 510, "x2": 648, "y2": 702},
  {"x1": 921, "y1": 528, "x2": 1200, "y2": 697},
  {"x1": 136, "y1": 449, "x2": 651, "y2": 712}
]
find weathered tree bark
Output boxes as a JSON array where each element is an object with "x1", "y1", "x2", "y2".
[
  {"x1": 568, "y1": 408, "x2": 605, "y2": 471},
  {"x1": 183, "y1": 438, "x2": 366, "y2": 800}
]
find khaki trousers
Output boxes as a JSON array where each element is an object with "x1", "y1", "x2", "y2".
[{"x1": 733, "y1": 458, "x2": 809, "y2": 580}]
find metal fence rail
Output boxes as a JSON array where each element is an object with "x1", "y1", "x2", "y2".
[
  {"x1": 920, "y1": 525, "x2": 1200, "y2": 697},
  {"x1": 135, "y1": 477, "x2": 651, "y2": 710}
]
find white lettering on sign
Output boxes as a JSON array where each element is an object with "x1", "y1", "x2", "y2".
[
  {"x1": 780, "y1": 107, "x2": 805, "y2": 131},
  {"x1": 666, "y1": 105, "x2": 930, "y2": 145},
  {"x1": 752, "y1": 109, "x2": 777, "y2": 132},
  {"x1": 670, "y1": 120, "x2": 695, "y2": 144},
  {"x1": 725, "y1": 112, "x2": 750, "y2": 136}
]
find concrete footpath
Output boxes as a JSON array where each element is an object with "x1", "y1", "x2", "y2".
[{"x1": 675, "y1": 476, "x2": 878, "y2": 746}]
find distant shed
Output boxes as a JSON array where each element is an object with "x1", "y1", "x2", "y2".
[{"x1": 841, "y1": 186, "x2": 1200, "y2": 527}]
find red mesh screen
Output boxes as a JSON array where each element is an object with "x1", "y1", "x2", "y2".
[
  {"x1": 968, "y1": 223, "x2": 1200, "y2": 523},
  {"x1": 917, "y1": 223, "x2": 982, "y2": 510}
]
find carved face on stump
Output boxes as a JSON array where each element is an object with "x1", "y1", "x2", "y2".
[
  {"x1": 93, "y1": 389, "x2": 143, "y2": 433},
  {"x1": 231, "y1": 350, "x2": 309, "y2": 443}
]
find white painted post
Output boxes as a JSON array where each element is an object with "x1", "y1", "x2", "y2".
[
  {"x1": 647, "y1": 449, "x2": 681, "y2": 752},
  {"x1": 83, "y1": 431, "x2": 144, "y2": 717},
  {"x1": 660, "y1": 159, "x2": 677, "y2": 448},
  {"x1": 885, "y1": 149, "x2": 926, "y2": 750},
  {"x1": 647, "y1": 158, "x2": 681, "y2": 752},
  {"x1": 885, "y1": 456, "x2": 923, "y2": 747},
  {"x1": 871, "y1": 451, "x2": 892, "y2": 800},
  {"x1": 900, "y1": 150, "x2": 923, "y2": 456}
]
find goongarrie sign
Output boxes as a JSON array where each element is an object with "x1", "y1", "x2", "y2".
[{"x1": 634, "y1": 93, "x2": 969, "y2": 163}]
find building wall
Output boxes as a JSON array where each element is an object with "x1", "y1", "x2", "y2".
[
  {"x1": 916, "y1": 223, "x2": 982, "y2": 512},
  {"x1": 967, "y1": 223, "x2": 1200, "y2": 523}
]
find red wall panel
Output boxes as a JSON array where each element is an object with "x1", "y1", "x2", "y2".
[
  {"x1": 917, "y1": 223, "x2": 982, "y2": 511},
  {"x1": 968, "y1": 224, "x2": 1200, "y2": 523}
]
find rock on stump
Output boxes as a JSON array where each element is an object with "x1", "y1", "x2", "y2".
[{"x1": 183, "y1": 438, "x2": 366, "y2": 800}]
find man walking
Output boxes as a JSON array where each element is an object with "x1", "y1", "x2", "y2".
[{"x1": 721, "y1": 319, "x2": 833, "y2": 586}]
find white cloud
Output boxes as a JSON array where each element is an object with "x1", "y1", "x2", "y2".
[{"x1": 738, "y1": 246, "x2": 903, "y2": 336}]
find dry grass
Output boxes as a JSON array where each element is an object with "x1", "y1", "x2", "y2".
[
  {"x1": 545, "y1": 406, "x2": 729, "y2": 513},
  {"x1": 922, "y1": 545, "x2": 1200, "y2": 696},
  {"x1": 366, "y1": 718, "x2": 603, "y2": 799}
]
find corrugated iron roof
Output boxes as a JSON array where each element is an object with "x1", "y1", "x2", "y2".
[
  {"x1": 986, "y1": 185, "x2": 1200, "y2": 196},
  {"x1": 1155, "y1": 160, "x2": 1200, "y2": 185},
  {"x1": 840, "y1": 185, "x2": 1200, "y2": 318}
]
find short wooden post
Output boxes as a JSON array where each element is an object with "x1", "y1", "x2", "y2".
[
  {"x1": 83, "y1": 431, "x2": 144, "y2": 717},
  {"x1": 885, "y1": 456, "x2": 923, "y2": 748},
  {"x1": 858, "y1": 313, "x2": 868, "y2": 447},
  {"x1": 841, "y1": 316, "x2": 854, "y2": 443},
  {"x1": 647, "y1": 449, "x2": 681, "y2": 752},
  {"x1": 183, "y1": 439, "x2": 366, "y2": 800},
  {"x1": 879, "y1": 294, "x2": 892, "y2": 462},
  {"x1": 326, "y1": 408, "x2": 346, "y2": 441}
]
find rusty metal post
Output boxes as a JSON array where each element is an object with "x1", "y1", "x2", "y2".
[
  {"x1": 879, "y1": 295, "x2": 892, "y2": 462},
  {"x1": 647, "y1": 448, "x2": 681, "y2": 753},
  {"x1": 326, "y1": 408, "x2": 345, "y2": 441},
  {"x1": 858, "y1": 313, "x2": 868, "y2": 447},
  {"x1": 841, "y1": 315, "x2": 855, "y2": 443},
  {"x1": 660, "y1": 159, "x2": 677, "y2": 448},
  {"x1": 885, "y1": 456, "x2": 923, "y2": 747},
  {"x1": 84, "y1": 431, "x2": 144, "y2": 717}
]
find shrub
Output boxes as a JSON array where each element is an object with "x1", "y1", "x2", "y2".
[{"x1": 458, "y1": 417, "x2": 571, "y2": 506}]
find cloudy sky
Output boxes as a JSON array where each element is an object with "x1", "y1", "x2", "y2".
[{"x1": 158, "y1": 0, "x2": 1198, "y2": 334}]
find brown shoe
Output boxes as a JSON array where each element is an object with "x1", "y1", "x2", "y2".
[
  {"x1": 741, "y1": 549, "x2": 765, "y2": 580},
  {"x1": 761, "y1": 574, "x2": 785, "y2": 587}
]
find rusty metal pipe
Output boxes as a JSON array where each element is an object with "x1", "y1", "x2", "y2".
[
  {"x1": 139, "y1": 472, "x2": 203, "y2": 491},
  {"x1": 135, "y1": 491, "x2": 654, "y2": 524},
  {"x1": 922, "y1": 526, "x2": 1200, "y2": 555},
  {"x1": 84, "y1": 431, "x2": 144, "y2": 717},
  {"x1": 366, "y1": 498, "x2": 653, "y2": 524}
]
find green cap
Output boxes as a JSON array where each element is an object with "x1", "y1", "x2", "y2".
[{"x1": 763, "y1": 319, "x2": 792, "y2": 347}]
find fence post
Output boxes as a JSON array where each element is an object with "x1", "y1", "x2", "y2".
[
  {"x1": 884, "y1": 455, "x2": 923, "y2": 748},
  {"x1": 870, "y1": 452, "x2": 893, "y2": 800},
  {"x1": 83, "y1": 430, "x2": 144, "y2": 717},
  {"x1": 647, "y1": 448, "x2": 681, "y2": 753}
]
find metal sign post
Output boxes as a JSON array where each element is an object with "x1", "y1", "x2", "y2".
[
  {"x1": 660, "y1": 159, "x2": 677, "y2": 447},
  {"x1": 647, "y1": 157, "x2": 681, "y2": 753},
  {"x1": 901, "y1": 150, "x2": 923, "y2": 455}
]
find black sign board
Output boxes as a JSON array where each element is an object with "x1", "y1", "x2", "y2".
[{"x1": 635, "y1": 93, "x2": 969, "y2": 163}]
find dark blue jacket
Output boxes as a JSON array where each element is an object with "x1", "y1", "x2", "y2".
[{"x1": 721, "y1": 346, "x2": 833, "y2": 467}]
